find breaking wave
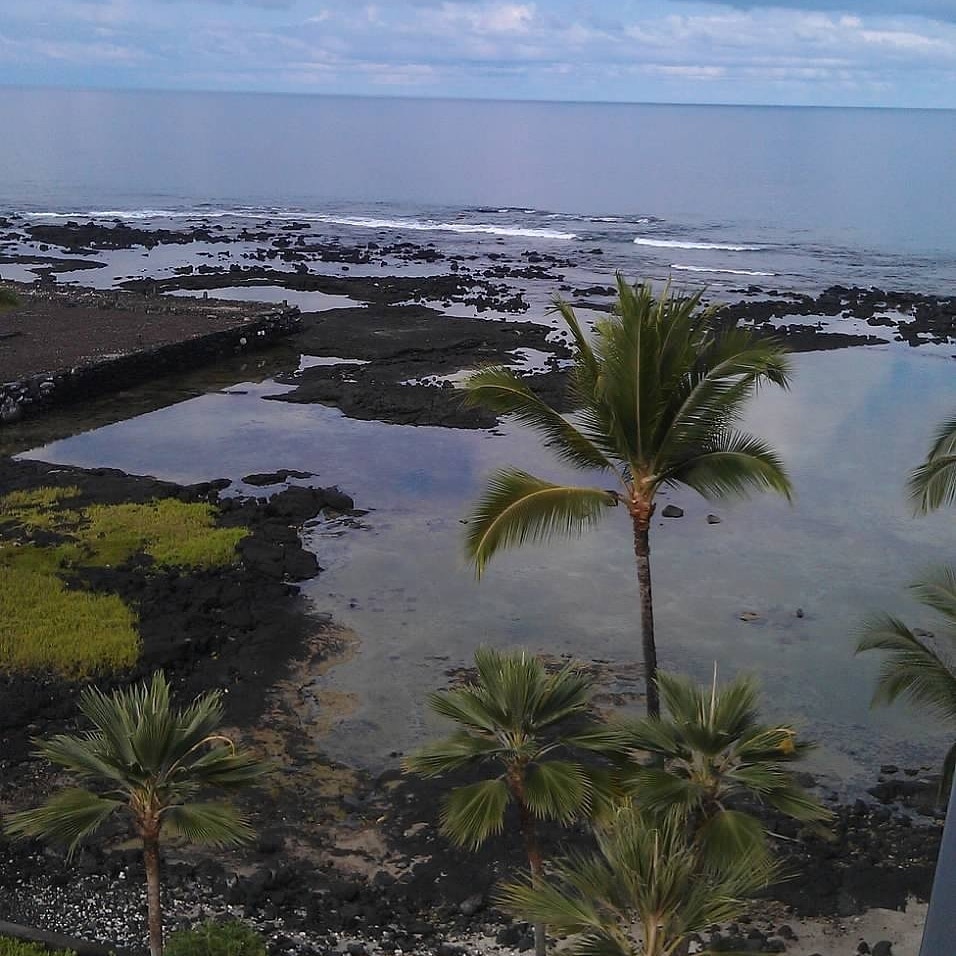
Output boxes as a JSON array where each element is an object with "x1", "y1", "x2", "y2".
[
  {"x1": 634, "y1": 236, "x2": 762, "y2": 252},
  {"x1": 670, "y1": 264, "x2": 776, "y2": 277}
]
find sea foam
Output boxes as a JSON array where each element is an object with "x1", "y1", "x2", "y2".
[
  {"x1": 30, "y1": 208, "x2": 576, "y2": 241},
  {"x1": 634, "y1": 236, "x2": 762, "y2": 252},
  {"x1": 670, "y1": 264, "x2": 775, "y2": 277}
]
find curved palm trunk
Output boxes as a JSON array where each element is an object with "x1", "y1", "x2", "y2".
[
  {"x1": 514, "y1": 784, "x2": 547, "y2": 956},
  {"x1": 142, "y1": 828, "x2": 164, "y2": 956},
  {"x1": 632, "y1": 514, "x2": 660, "y2": 718}
]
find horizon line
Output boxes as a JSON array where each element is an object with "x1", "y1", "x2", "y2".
[{"x1": 1, "y1": 81, "x2": 953, "y2": 113}]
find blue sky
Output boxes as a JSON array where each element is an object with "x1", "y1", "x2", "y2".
[{"x1": 2, "y1": 0, "x2": 955, "y2": 108}]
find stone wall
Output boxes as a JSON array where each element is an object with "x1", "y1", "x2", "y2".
[{"x1": 0, "y1": 307, "x2": 301, "y2": 425}]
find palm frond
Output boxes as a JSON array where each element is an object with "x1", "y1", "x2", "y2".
[
  {"x1": 162, "y1": 801, "x2": 253, "y2": 847},
  {"x1": 34, "y1": 733, "x2": 135, "y2": 788},
  {"x1": 463, "y1": 366, "x2": 615, "y2": 473},
  {"x1": 464, "y1": 468, "x2": 617, "y2": 575},
  {"x1": 764, "y1": 784, "x2": 833, "y2": 822},
  {"x1": 497, "y1": 870, "x2": 608, "y2": 938},
  {"x1": 524, "y1": 760, "x2": 591, "y2": 822},
  {"x1": 14, "y1": 672, "x2": 266, "y2": 859},
  {"x1": 665, "y1": 432, "x2": 792, "y2": 502},
  {"x1": 536, "y1": 661, "x2": 596, "y2": 728},
  {"x1": 695, "y1": 808, "x2": 768, "y2": 864},
  {"x1": 857, "y1": 612, "x2": 956, "y2": 721},
  {"x1": 178, "y1": 746, "x2": 271, "y2": 789},
  {"x1": 440, "y1": 778, "x2": 510, "y2": 849},
  {"x1": 622, "y1": 765, "x2": 701, "y2": 815},
  {"x1": 911, "y1": 567, "x2": 956, "y2": 621},
  {"x1": 909, "y1": 414, "x2": 956, "y2": 513},
  {"x1": 550, "y1": 297, "x2": 601, "y2": 389},
  {"x1": 5, "y1": 789, "x2": 122, "y2": 857},
  {"x1": 402, "y1": 731, "x2": 503, "y2": 776},
  {"x1": 501, "y1": 803, "x2": 779, "y2": 956},
  {"x1": 427, "y1": 686, "x2": 503, "y2": 736}
]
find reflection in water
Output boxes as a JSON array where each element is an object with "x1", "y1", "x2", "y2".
[
  {"x1": 169, "y1": 286, "x2": 362, "y2": 312},
  {"x1": 22, "y1": 347, "x2": 956, "y2": 792}
]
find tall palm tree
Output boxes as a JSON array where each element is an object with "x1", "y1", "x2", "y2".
[
  {"x1": 6, "y1": 673, "x2": 269, "y2": 956},
  {"x1": 909, "y1": 414, "x2": 956, "y2": 513},
  {"x1": 498, "y1": 801, "x2": 779, "y2": 956},
  {"x1": 463, "y1": 275, "x2": 792, "y2": 717},
  {"x1": 858, "y1": 567, "x2": 956, "y2": 799},
  {"x1": 404, "y1": 647, "x2": 598, "y2": 956},
  {"x1": 592, "y1": 671, "x2": 830, "y2": 862}
]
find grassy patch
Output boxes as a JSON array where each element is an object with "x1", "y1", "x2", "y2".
[
  {"x1": 0, "y1": 565, "x2": 139, "y2": 677},
  {"x1": 0, "y1": 487, "x2": 250, "y2": 677},
  {"x1": 0, "y1": 485, "x2": 82, "y2": 531},
  {"x1": 0, "y1": 941, "x2": 73, "y2": 956},
  {"x1": 82, "y1": 500, "x2": 248, "y2": 568}
]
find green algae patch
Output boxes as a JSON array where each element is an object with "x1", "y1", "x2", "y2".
[
  {"x1": 0, "y1": 487, "x2": 250, "y2": 676},
  {"x1": 0, "y1": 485, "x2": 83, "y2": 531},
  {"x1": 81, "y1": 499, "x2": 248, "y2": 568},
  {"x1": 0, "y1": 565, "x2": 139, "y2": 677}
]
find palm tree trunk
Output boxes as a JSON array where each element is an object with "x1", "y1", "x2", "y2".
[
  {"x1": 632, "y1": 514, "x2": 660, "y2": 718},
  {"x1": 142, "y1": 830, "x2": 164, "y2": 956},
  {"x1": 516, "y1": 795, "x2": 547, "y2": 956}
]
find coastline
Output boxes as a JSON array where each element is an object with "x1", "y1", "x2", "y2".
[{"x1": 1, "y1": 224, "x2": 953, "y2": 954}]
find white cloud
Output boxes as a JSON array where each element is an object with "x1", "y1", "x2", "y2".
[{"x1": 1, "y1": 0, "x2": 956, "y2": 106}]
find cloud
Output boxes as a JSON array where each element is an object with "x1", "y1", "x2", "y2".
[
  {"x1": 1, "y1": 0, "x2": 955, "y2": 106},
  {"x1": 664, "y1": 0, "x2": 956, "y2": 25}
]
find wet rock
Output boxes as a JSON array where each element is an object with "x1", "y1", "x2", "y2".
[
  {"x1": 661, "y1": 504, "x2": 684, "y2": 518},
  {"x1": 242, "y1": 469, "x2": 314, "y2": 486},
  {"x1": 706, "y1": 513, "x2": 721, "y2": 523},
  {"x1": 872, "y1": 943, "x2": 892, "y2": 956}
]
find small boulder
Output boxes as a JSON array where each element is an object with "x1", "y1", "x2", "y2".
[
  {"x1": 661, "y1": 504, "x2": 684, "y2": 518},
  {"x1": 872, "y1": 943, "x2": 893, "y2": 956},
  {"x1": 706, "y1": 513, "x2": 721, "y2": 524},
  {"x1": 459, "y1": 893, "x2": 484, "y2": 917}
]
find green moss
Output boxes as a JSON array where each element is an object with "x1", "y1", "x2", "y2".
[
  {"x1": 165, "y1": 921, "x2": 266, "y2": 956},
  {"x1": 81, "y1": 500, "x2": 248, "y2": 568},
  {"x1": 0, "y1": 940, "x2": 73, "y2": 956},
  {"x1": 0, "y1": 486, "x2": 82, "y2": 531},
  {"x1": 0, "y1": 543, "x2": 77, "y2": 575},
  {"x1": 0, "y1": 487, "x2": 250, "y2": 677},
  {"x1": 0, "y1": 566, "x2": 139, "y2": 677}
]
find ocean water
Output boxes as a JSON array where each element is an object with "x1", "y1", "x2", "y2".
[
  {"x1": 4, "y1": 88, "x2": 956, "y2": 788},
  {"x1": 1, "y1": 88, "x2": 954, "y2": 294},
  {"x1": 21, "y1": 347, "x2": 956, "y2": 790}
]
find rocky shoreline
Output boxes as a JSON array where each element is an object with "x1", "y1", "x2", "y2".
[
  {"x1": 0, "y1": 284, "x2": 302, "y2": 426},
  {"x1": 0, "y1": 455, "x2": 944, "y2": 955},
  {"x1": 1, "y1": 219, "x2": 952, "y2": 954}
]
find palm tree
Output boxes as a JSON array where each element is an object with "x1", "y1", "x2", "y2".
[
  {"x1": 592, "y1": 671, "x2": 830, "y2": 862},
  {"x1": 404, "y1": 647, "x2": 599, "y2": 956},
  {"x1": 6, "y1": 673, "x2": 269, "y2": 956},
  {"x1": 858, "y1": 567, "x2": 956, "y2": 799},
  {"x1": 463, "y1": 275, "x2": 792, "y2": 717},
  {"x1": 909, "y1": 414, "x2": 956, "y2": 513},
  {"x1": 498, "y1": 801, "x2": 779, "y2": 956}
]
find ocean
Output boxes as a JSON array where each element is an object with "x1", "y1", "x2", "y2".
[
  {"x1": 4, "y1": 87, "x2": 956, "y2": 786},
  {"x1": 2, "y1": 87, "x2": 955, "y2": 295}
]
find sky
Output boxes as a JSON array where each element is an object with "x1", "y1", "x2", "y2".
[{"x1": 1, "y1": 0, "x2": 956, "y2": 108}]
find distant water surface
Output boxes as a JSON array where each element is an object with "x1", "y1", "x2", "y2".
[{"x1": 1, "y1": 88, "x2": 954, "y2": 293}]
